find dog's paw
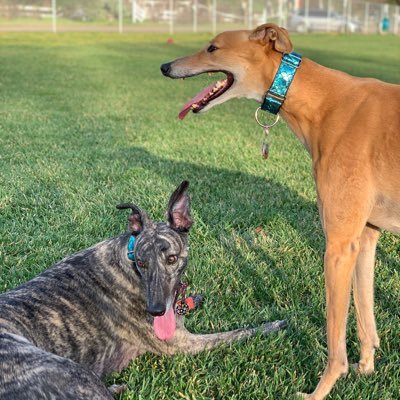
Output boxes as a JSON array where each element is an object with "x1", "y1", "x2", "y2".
[
  {"x1": 351, "y1": 362, "x2": 375, "y2": 375},
  {"x1": 263, "y1": 319, "x2": 288, "y2": 333},
  {"x1": 296, "y1": 392, "x2": 313, "y2": 399},
  {"x1": 297, "y1": 391, "x2": 321, "y2": 400},
  {"x1": 108, "y1": 384, "x2": 127, "y2": 396}
]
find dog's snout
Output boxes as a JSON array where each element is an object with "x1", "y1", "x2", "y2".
[
  {"x1": 147, "y1": 303, "x2": 166, "y2": 317},
  {"x1": 160, "y1": 62, "x2": 172, "y2": 76}
]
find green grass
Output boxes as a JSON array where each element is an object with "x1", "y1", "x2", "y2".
[{"x1": 0, "y1": 32, "x2": 399, "y2": 399}]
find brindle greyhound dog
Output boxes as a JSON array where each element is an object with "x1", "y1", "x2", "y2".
[
  {"x1": 160, "y1": 24, "x2": 400, "y2": 399},
  {"x1": 0, "y1": 181, "x2": 286, "y2": 399}
]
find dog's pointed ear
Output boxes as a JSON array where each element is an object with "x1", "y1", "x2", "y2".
[
  {"x1": 249, "y1": 23, "x2": 293, "y2": 53},
  {"x1": 116, "y1": 203, "x2": 150, "y2": 234},
  {"x1": 166, "y1": 180, "x2": 193, "y2": 232}
]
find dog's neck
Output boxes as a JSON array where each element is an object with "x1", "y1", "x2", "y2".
[
  {"x1": 117, "y1": 234, "x2": 143, "y2": 280},
  {"x1": 95, "y1": 234, "x2": 143, "y2": 290},
  {"x1": 273, "y1": 57, "x2": 346, "y2": 157}
]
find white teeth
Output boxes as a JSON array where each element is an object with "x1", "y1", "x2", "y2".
[
  {"x1": 213, "y1": 80, "x2": 226, "y2": 91},
  {"x1": 194, "y1": 77, "x2": 229, "y2": 109},
  {"x1": 203, "y1": 79, "x2": 227, "y2": 98},
  {"x1": 215, "y1": 79, "x2": 227, "y2": 89}
]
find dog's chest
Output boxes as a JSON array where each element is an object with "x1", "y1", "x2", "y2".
[{"x1": 95, "y1": 341, "x2": 146, "y2": 377}]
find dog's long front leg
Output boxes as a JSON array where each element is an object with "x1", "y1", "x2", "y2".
[
  {"x1": 300, "y1": 237, "x2": 361, "y2": 400},
  {"x1": 169, "y1": 320, "x2": 287, "y2": 355},
  {"x1": 352, "y1": 224, "x2": 380, "y2": 374}
]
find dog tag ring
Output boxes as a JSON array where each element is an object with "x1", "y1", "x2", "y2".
[{"x1": 255, "y1": 107, "x2": 280, "y2": 129}]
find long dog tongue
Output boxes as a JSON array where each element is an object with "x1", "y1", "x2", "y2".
[
  {"x1": 153, "y1": 307, "x2": 176, "y2": 341},
  {"x1": 178, "y1": 83, "x2": 216, "y2": 120}
]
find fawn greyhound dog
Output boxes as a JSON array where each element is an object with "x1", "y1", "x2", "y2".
[
  {"x1": 161, "y1": 24, "x2": 400, "y2": 399},
  {"x1": 0, "y1": 181, "x2": 285, "y2": 399}
]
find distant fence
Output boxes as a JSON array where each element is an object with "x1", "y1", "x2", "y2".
[{"x1": 0, "y1": 0, "x2": 399, "y2": 34}]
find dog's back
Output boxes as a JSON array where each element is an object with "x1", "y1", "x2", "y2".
[
  {"x1": 0, "y1": 235, "x2": 153, "y2": 369},
  {"x1": 0, "y1": 331, "x2": 113, "y2": 399},
  {"x1": 0, "y1": 241, "x2": 131, "y2": 399},
  {"x1": 0, "y1": 235, "x2": 148, "y2": 399}
]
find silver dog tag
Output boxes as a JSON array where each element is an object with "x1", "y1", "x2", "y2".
[
  {"x1": 261, "y1": 141, "x2": 270, "y2": 159},
  {"x1": 261, "y1": 126, "x2": 270, "y2": 160}
]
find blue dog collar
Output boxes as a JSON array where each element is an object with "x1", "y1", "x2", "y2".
[
  {"x1": 127, "y1": 235, "x2": 136, "y2": 261},
  {"x1": 261, "y1": 52, "x2": 302, "y2": 115}
]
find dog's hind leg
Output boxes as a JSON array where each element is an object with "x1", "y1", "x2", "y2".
[
  {"x1": 169, "y1": 320, "x2": 287, "y2": 355},
  {"x1": 0, "y1": 333, "x2": 113, "y2": 400},
  {"x1": 352, "y1": 224, "x2": 380, "y2": 374}
]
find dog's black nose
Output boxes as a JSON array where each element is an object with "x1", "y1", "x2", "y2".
[
  {"x1": 148, "y1": 303, "x2": 166, "y2": 317},
  {"x1": 160, "y1": 62, "x2": 172, "y2": 76}
]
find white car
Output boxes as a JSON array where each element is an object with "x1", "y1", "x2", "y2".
[{"x1": 289, "y1": 9, "x2": 361, "y2": 33}]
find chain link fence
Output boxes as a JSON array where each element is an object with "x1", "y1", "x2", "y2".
[{"x1": 0, "y1": 0, "x2": 398, "y2": 34}]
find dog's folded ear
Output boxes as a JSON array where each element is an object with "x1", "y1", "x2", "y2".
[
  {"x1": 166, "y1": 181, "x2": 193, "y2": 232},
  {"x1": 249, "y1": 23, "x2": 293, "y2": 53},
  {"x1": 116, "y1": 203, "x2": 150, "y2": 235}
]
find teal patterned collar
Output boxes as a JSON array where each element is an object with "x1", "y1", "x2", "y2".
[
  {"x1": 261, "y1": 52, "x2": 302, "y2": 115},
  {"x1": 127, "y1": 235, "x2": 136, "y2": 261}
]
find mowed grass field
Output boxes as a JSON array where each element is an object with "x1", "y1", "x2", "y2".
[{"x1": 0, "y1": 32, "x2": 399, "y2": 399}]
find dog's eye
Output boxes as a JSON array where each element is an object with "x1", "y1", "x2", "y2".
[
  {"x1": 167, "y1": 255, "x2": 178, "y2": 265},
  {"x1": 136, "y1": 260, "x2": 145, "y2": 268},
  {"x1": 207, "y1": 44, "x2": 218, "y2": 53}
]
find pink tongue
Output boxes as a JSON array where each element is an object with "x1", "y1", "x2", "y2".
[
  {"x1": 153, "y1": 307, "x2": 176, "y2": 341},
  {"x1": 178, "y1": 82, "x2": 216, "y2": 120}
]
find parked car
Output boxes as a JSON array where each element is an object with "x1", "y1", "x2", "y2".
[{"x1": 288, "y1": 9, "x2": 361, "y2": 33}]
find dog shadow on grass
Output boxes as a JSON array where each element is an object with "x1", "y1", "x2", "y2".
[{"x1": 116, "y1": 146, "x2": 399, "y2": 393}]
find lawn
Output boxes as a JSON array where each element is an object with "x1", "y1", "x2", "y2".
[{"x1": 0, "y1": 32, "x2": 399, "y2": 399}]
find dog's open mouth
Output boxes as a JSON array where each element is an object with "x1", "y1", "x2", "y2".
[
  {"x1": 179, "y1": 71, "x2": 235, "y2": 120},
  {"x1": 152, "y1": 287, "x2": 180, "y2": 341},
  {"x1": 152, "y1": 284, "x2": 201, "y2": 341},
  {"x1": 153, "y1": 306, "x2": 176, "y2": 341}
]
